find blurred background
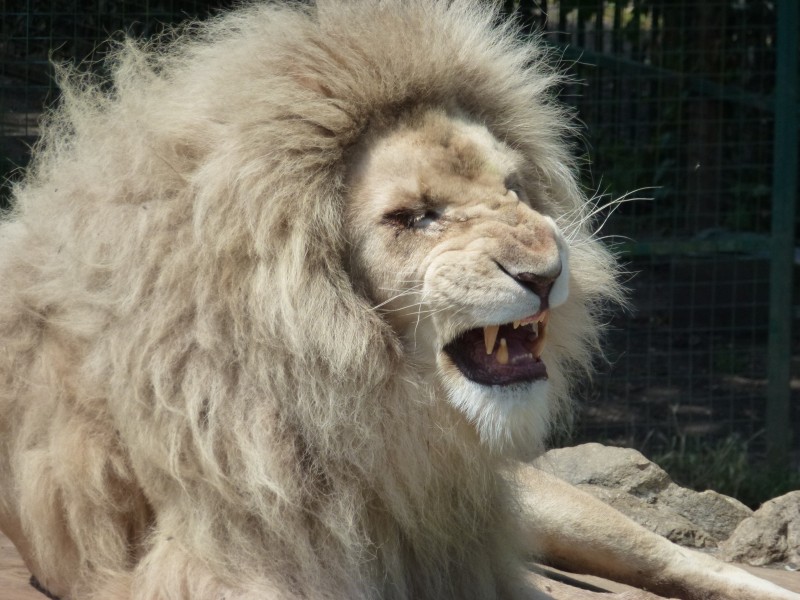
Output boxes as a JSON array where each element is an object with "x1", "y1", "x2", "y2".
[{"x1": 1, "y1": 0, "x2": 797, "y2": 506}]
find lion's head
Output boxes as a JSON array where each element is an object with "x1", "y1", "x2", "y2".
[
  {"x1": 346, "y1": 108, "x2": 575, "y2": 458},
  {"x1": 0, "y1": 0, "x2": 621, "y2": 597}
]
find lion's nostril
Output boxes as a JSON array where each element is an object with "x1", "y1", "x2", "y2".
[{"x1": 514, "y1": 271, "x2": 559, "y2": 306}]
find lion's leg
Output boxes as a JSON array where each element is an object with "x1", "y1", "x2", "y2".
[{"x1": 517, "y1": 466, "x2": 800, "y2": 600}]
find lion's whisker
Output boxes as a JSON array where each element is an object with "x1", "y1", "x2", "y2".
[
  {"x1": 371, "y1": 288, "x2": 425, "y2": 310},
  {"x1": 559, "y1": 188, "x2": 653, "y2": 241}
]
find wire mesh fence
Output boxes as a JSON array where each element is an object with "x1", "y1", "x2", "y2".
[
  {"x1": 1, "y1": 1, "x2": 796, "y2": 464},
  {"x1": 0, "y1": 1, "x2": 236, "y2": 186},
  {"x1": 516, "y1": 1, "x2": 796, "y2": 462}
]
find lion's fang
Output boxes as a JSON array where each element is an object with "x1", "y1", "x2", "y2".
[
  {"x1": 531, "y1": 323, "x2": 547, "y2": 358},
  {"x1": 496, "y1": 338, "x2": 509, "y2": 365},
  {"x1": 484, "y1": 325, "x2": 499, "y2": 354}
]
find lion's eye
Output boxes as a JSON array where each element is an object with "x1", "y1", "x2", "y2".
[
  {"x1": 383, "y1": 209, "x2": 440, "y2": 230},
  {"x1": 410, "y1": 210, "x2": 439, "y2": 229}
]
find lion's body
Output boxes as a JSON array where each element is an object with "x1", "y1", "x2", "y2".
[{"x1": 0, "y1": 2, "x2": 621, "y2": 599}]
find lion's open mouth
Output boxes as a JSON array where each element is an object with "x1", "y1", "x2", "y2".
[{"x1": 443, "y1": 312, "x2": 548, "y2": 386}]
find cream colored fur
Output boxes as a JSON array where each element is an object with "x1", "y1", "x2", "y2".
[{"x1": 0, "y1": 2, "x2": 795, "y2": 600}]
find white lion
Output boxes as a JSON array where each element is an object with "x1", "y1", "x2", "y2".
[{"x1": 0, "y1": 2, "x2": 795, "y2": 599}]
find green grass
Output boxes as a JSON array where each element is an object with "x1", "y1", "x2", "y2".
[{"x1": 650, "y1": 433, "x2": 800, "y2": 510}]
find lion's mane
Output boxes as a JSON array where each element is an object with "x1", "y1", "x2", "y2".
[{"x1": 0, "y1": 1, "x2": 618, "y2": 598}]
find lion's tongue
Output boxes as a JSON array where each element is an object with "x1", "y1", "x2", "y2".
[{"x1": 444, "y1": 321, "x2": 548, "y2": 386}]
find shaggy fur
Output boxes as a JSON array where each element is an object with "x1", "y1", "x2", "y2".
[{"x1": 0, "y1": 1, "x2": 619, "y2": 599}]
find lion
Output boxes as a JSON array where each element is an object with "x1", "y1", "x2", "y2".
[{"x1": 0, "y1": 1, "x2": 796, "y2": 599}]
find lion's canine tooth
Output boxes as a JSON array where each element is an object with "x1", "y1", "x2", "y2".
[
  {"x1": 497, "y1": 338, "x2": 509, "y2": 365},
  {"x1": 484, "y1": 325, "x2": 500, "y2": 354},
  {"x1": 513, "y1": 320, "x2": 520, "y2": 329},
  {"x1": 531, "y1": 326, "x2": 546, "y2": 358}
]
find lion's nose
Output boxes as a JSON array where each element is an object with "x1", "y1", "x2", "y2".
[{"x1": 513, "y1": 269, "x2": 561, "y2": 310}]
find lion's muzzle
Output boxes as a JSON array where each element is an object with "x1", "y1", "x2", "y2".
[{"x1": 439, "y1": 213, "x2": 568, "y2": 387}]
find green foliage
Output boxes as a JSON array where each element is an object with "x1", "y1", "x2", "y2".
[{"x1": 650, "y1": 433, "x2": 800, "y2": 509}]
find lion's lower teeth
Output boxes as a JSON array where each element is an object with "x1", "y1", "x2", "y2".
[
  {"x1": 484, "y1": 325, "x2": 499, "y2": 354},
  {"x1": 511, "y1": 353, "x2": 534, "y2": 365},
  {"x1": 496, "y1": 338, "x2": 509, "y2": 364}
]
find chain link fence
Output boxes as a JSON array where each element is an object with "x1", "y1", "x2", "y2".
[{"x1": 2, "y1": 1, "x2": 797, "y2": 468}]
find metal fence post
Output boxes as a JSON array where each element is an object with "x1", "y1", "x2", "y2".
[{"x1": 766, "y1": 0, "x2": 798, "y2": 463}]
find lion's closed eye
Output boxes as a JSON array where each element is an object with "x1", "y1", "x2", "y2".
[{"x1": 382, "y1": 208, "x2": 442, "y2": 230}]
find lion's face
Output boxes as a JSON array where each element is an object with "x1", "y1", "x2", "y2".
[{"x1": 346, "y1": 110, "x2": 571, "y2": 457}]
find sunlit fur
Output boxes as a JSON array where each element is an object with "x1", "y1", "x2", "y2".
[
  {"x1": 345, "y1": 110, "x2": 579, "y2": 462},
  {"x1": 0, "y1": 1, "x2": 620, "y2": 599}
]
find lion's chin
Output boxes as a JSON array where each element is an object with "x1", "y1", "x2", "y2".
[{"x1": 440, "y1": 369, "x2": 552, "y2": 460}]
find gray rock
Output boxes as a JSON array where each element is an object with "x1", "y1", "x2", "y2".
[
  {"x1": 661, "y1": 486, "x2": 752, "y2": 542},
  {"x1": 537, "y1": 443, "x2": 672, "y2": 496},
  {"x1": 719, "y1": 491, "x2": 800, "y2": 567},
  {"x1": 536, "y1": 444, "x2": 752, "y2": 549}
]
